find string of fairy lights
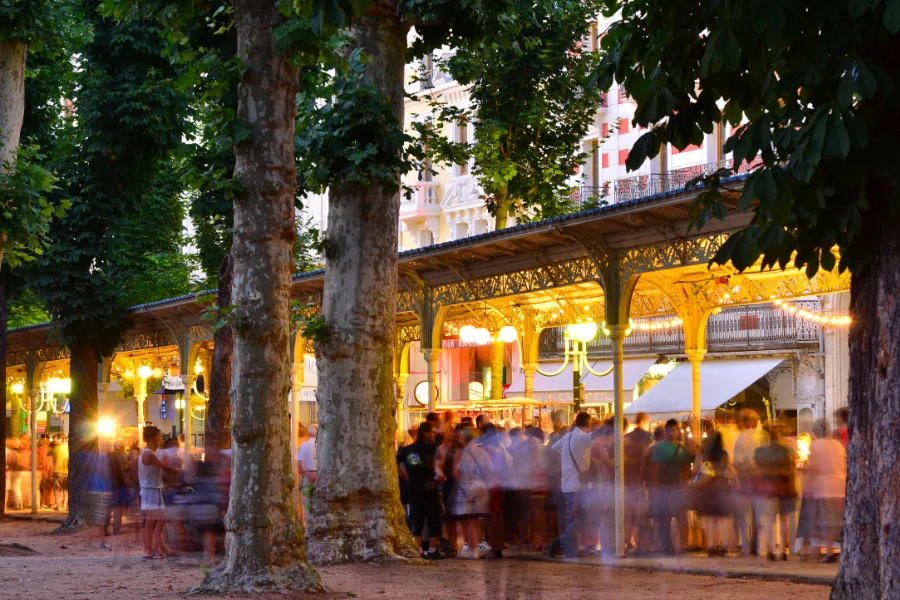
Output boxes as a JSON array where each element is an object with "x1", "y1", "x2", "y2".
[{"x1": 772, "y1": 298, "x2": 851, "y2": 327}]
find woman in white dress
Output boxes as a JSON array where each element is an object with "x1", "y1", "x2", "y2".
[{"x1": 140, "y1": 426, "x2": 180, "y2": 559}]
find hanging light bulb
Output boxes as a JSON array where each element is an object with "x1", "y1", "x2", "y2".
[
  {"x1": 498, "y1": 325, "x2": 518, "y2": 343},
  {"x1": 137, "y1": 365, "x2": 152, "y2": 379},
  {"x1": 474, "y1": 327, "x2": 492, "y2": 345},
  {"x1": 459, "y1": 325, "x2": 476, "y2": 343},
  {"x1": 152, "y1": 367, "x2": 164, "y2": 379}
]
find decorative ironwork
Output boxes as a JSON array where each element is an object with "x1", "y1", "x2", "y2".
[
  {"x1": 397, "y1": 324, "x2": 421, "y2": 349},
  {"x1": 431, "y1": 255, "x2": 601, "y2": 307},
  {"x1": 117, "y1": 330, "x2": 179, "y2": 353},
  {"x1": 539, "y1": 300, "x2": 820, "y2": 357},
  {"x1": 571, "y1": 157, "x2": 764, "y2": 208},
  {"x1": 619, "y1": 233, "x2": 730, "y2": 280}
]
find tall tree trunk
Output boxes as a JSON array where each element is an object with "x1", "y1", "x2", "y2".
[
  {"x1": 493, "y1": 183, "x2": 511, "y2": 230},
  {"x1": 832, "y1": 185, "x2": 900, "y2": 600},
  {"x1": 306, "y1": 8, "x2": 419, "y2": 565},
  {"x1": 0, "y1": 266, "x2": 7, "y2": 520},
  {"x1": 192, "y1": 0, "x2": 320, "y2": 592},
  {"x1": 57, "y1": 343, "x2": 98, "y2": 531},
  {"x1": 0, "y1": 40, "x2": 26, "y2": 169},
  {"x1": 205, "y1": 252, "x2": 233, "y2": 454}
]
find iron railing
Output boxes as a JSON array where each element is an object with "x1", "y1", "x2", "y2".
[
  {"x1": 538, "y1": 300, "x2": 820, "y2": 358},
  {"x1": 571, "y1": 157, "x2": 764, "y2": 207}
]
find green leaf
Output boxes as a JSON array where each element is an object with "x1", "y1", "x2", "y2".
[
  {"x1": 825, "y1": 111, "x2": 850, "y2": 158},
  {"x1": 886, "y1": 0, "x2": 900, "y2": 32}
]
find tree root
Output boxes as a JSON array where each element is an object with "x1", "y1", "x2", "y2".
[
  {"x1": 52, "y1": 515, "x2": 89, "y2": 534},
  {"x1": 187, "y1": 562, "x2": 323, "y2": 595},
  {"x1": 307, "y1": 533, "x2": 423, "y2": 566}
]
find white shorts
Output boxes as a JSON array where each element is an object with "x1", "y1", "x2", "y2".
[{"x1": 140, "y1": 488, "x2": 166, "y2": 512}]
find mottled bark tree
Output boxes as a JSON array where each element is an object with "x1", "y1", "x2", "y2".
[
  {"x1": 191, "y1": 0, "x2": 321, "y2": 592},
  {"x1": 205, "y1": 253, "x2": 233, "y2": 454},
  {"x1": 0, "y1": 41, "x2": 25, "y2": 170},
  {"x1": 0, "y1": 267, "x2": 7, "y2": 520},
  {"x1": 832, "y1": 187, "x2": 900, "y2": 599},
  {"x1": 306, "y1": 5, "x2": 419, "y2": 564},
  {"x1": 60, "y1": 344, "x2": 99, "y2": 530}
]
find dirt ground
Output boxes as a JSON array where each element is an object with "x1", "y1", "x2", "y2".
[{"x1": 0, "y1": 519, "x2": 831, "y2": 600}]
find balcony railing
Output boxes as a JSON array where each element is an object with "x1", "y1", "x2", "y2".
[
  {"x1": 572, "y1": 157, "x2": 763, "y2": 208},
  {"x1": 538, "y1": 300, "x2": 820, "y2": 358},
  {"x1": 400, "y1": 181, "x2": 440, "y2": 217}
]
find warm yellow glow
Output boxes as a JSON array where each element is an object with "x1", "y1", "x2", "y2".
[
  {"x1": 473, "y1": 327, "x2": 492, "y2": 345},
  {"x1": 566, "y1": 321, "x2": 598, "y2": 343},
  {"x1": 194, "y1": 362, "x2": 203, "y2": 375},
  {"x1": 97, "y1": 418, "x2": 116, "y2": 438},
  {"x1": 498, "y1": 325, "x2": 518, "y2": 344},
  {"x1": 152, "y1": 367, "x2": 164, "y2": 379},
  {"x1": 175, "y1": 398, "x2": 186, "y2": 409},
  {"x1": 634, "y1": 316, "x2": 682, "y2": 332},
  {"x1": 11, "y1": 383, "x2": 24, "y2": 394},
  {"x1": 459, "y1": 325, "x2": 476, "y2": 343},
  {"x1": 797, "y1": 432, "x2": 811, "y2": 462},
  {"x1": 47, "y1": 378, "x2": 71, "y2": 394},
  {"x1": 137, "y1": 365, "x2": 152, "y2": 379}
]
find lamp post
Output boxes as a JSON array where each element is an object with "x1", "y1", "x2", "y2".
[
  {"x1": 136, "y1": 365, "x2": 152, "y2": 428},
  {"x1": 536, "y1": 321, "x2": 621, "y2": 413}
]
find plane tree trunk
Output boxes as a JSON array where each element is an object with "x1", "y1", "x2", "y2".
[
  {"x1": 57, "y1": 343, "x2": 98, "y2": 531},
  {"x1": 306, "y1": 5, "x2": 419, "y2": 565},
  {"x1": 191, "y1": 0, "x2": 320, "y2": 593},
  {"x1": 832, "y1": 183, "x2": 900, "y2": 600},
  {"x1": 205, "y1": 252, "x2": 233, "y2": 454},
  {"x1": 0, "y1": 40, "x2": 26, "y2": 169}
]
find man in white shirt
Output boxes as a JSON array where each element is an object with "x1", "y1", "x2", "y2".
[
  {"x1": 297, "y1": 425, "x2": 317, "y2": 523},
  {"x1": 550, "y1": 412, "x2": 594, "y2": 558},
  {"x1": 732, "y1": 410, "x2": 766, "y2": 555}
]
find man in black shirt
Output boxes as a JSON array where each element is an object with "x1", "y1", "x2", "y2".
[
  {"x1": 624, "y1": 412, "x2": 653, "y2": 554},
  {"x1": 397, "y1": 422, "x2": 446, "y2": 558}
]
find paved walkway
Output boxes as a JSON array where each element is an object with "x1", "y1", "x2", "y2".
[{"x1": 525, "y1": 552, "x2": 837, "y2": 586}]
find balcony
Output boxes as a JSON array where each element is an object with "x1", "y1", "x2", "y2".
[
  {"x1": 400, "y1": 181, "x2": 441, "y2": 219},
  {"x1": 571, "y1": 157, "x2": 763, "y2": 208},
  {"x1": 538, "y1": 301, "x2": 821, "y2": 358}
]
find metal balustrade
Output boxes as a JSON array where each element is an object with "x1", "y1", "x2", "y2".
[
  {"x1": 570, "y1": 157, "x2": 763, "y2": 207},
  {"x1": 538, "y1": 300, "x2": 821, "y2": 358}
]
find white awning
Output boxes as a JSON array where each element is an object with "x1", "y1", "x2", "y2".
[
  {"x1": 506, "y1": 357, "x2": 657, "y2": 404},
  {"x1": 624, "y1": 357, "x2": 785, "y2": 421}
]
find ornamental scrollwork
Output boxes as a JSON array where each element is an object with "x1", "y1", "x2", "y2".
[
  {"x1": 118, "y1": 330, "x2": 179, "y2": 353},
  {"x1": 619, "y1": 233, "x2": 729, "y2": 280}
]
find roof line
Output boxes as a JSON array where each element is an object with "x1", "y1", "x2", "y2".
[{"x1": 9, "y1": 174, "x2": 749, "y2": 336}]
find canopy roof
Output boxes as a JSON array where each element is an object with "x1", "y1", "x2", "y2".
[{"x1": 623, "y1": 357, "x2": 785, "y2": 421}]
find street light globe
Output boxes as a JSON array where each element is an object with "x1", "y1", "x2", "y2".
[
  {"x1": 11, "y1": 383, "x2": 24, "y2": 395},
  {"x1": 474, "y1": 327, "x2": 492, "y2": 345},
  {"x1": 459, "y1": 325, "x2": 476, "y2": 343},
  {"x1": 566, "y1": 321, "x2": 598, "y2": 343},
  {"x1": 137, "y1": 365, "x2": 153, "y2": 379},
  {"x1": 152, "y1": 367, "x2": 164, "y2": 379},
  {"x1": 97, "y1": 417, "x2": 116, "y2": 438},
  {"x1": 498, "y1": 325, "x2": 518, "y2": 344}
]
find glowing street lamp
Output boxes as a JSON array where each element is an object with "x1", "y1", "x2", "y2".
[
  {"x1": 537, "y1": 320, "x2": 612, "y2": 411},
  {"x1": 498, "y1": 325, "x2": 519, "y2": 344}
]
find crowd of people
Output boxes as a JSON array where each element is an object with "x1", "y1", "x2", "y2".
[
  {"x1": 4, "y1": 433, "x2": 68, "y2": 511},
  {"x1": 396, "y1": 407, "x2": 849, "y2": 563},
  {"x1": 81, "y1": 426, "x2": 230, "y2": 563}
]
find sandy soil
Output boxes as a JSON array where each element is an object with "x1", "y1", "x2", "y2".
[{"x1": 0, "y1": 520, "x2": 831, "y2": 600}]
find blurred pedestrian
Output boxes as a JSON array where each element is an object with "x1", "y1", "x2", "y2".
[
  {"x1": 140, "y1": 425, "x2": 181, "y2": 559},
  {"x1": 754, "y1": 424, "x2": 798, "y2": 561},
  {"x1": 648, "y1": 419, "x2": 691, "y2": 556},
  {"x1": 549, "y1": 412, "x2": 595, "y2": 558}
]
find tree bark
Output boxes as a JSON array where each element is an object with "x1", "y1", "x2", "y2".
[
  {"x1": 205, "y1": 252, "x2": 233, "y2": 454},
  {"x1": 0, "y1": 266, "x2": 7, "y2": 520},
  {"x1": 306, "y1": 7, "x2": 419, "y2": 565},
  {"x1": 493, "y1": 183, "x2": 511, "y2": 231},
  {"x1": 191, "y1": 0, "x2": 320, "y2": 592},
  {"x1": 0, "y1": 40, "x2": 26, "y2": 169},
  {"x1": 831, "y1": 185, "x2": 900, "y2": 600},
  {"x1": 57, "y1": 343, "x2": 98, "y2": 531}
]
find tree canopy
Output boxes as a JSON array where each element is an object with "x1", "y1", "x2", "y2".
[
  {"x1": 600, "y1": 0, "x2": 900, "y2": 278},
  {"x1": 415, "y1": 0, "x2": 602, "y2": 229}
]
